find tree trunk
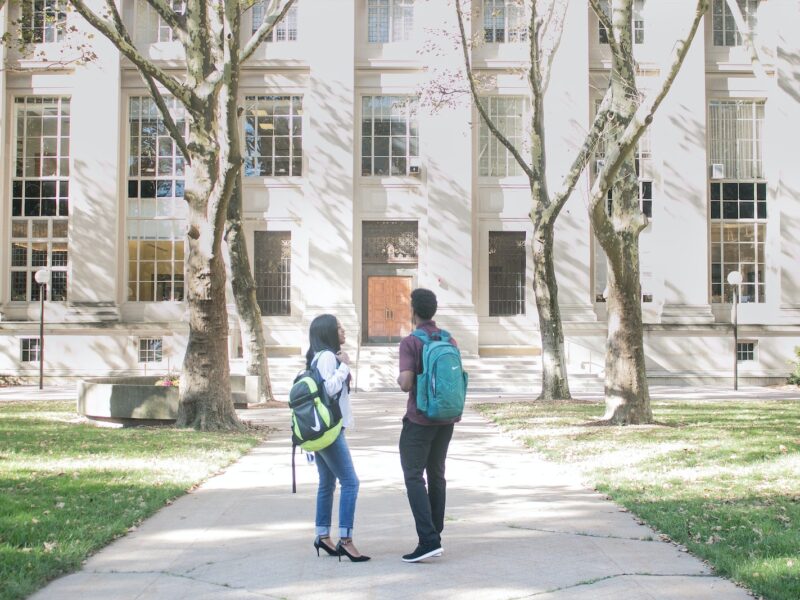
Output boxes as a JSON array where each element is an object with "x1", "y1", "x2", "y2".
[
  {"x1": 226, "y1": 177, "x2": 275, "y2": 403},
  {"x1": 532, "y1": 220, "x2": 572, "y2": 401},
  {"x1": 177, "y1": 144, "x2": 241, "y2": 431},
  {"x1": 592, "y1": 203, "x2": 652, "y2": 424}
]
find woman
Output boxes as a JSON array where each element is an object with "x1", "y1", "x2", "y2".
[{"x1": 306, "y1": 314, "x2": 370, "y2": 562}]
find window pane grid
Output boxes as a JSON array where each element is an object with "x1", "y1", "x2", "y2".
[
  {"x1": 489, "y1": 232, "x2": 526, "y2": 316},
  {"x1": 254, "y1": 232, "x2": 291, "y2": 316},
  {"x1": 138, "y1": 338, "x2": 163, "y2": 363},
  {"x1": 737, "y1": 342, "x2": 755, "y2": 361},
  {"x1": 127, "y1": 96, "x2": 187, "y2": 302},
  {"x1": 21, "y1": 0, "x2": 66, "y2": 44},
  {"x1": 483, "y1": 0, "x2": 527, "y2": 43},
  {"x1": 252, "y1": 0, "x2": 299, "y2": 40},
  {"x1": 361, "y1": 96, "x2": 419, "y2": 176},
  {"x1": 368, "y1": 0, "x2": 413, "y2": 43},
  {"x1": 244, "y1": 96, "x2": 303, "y2": 177},
  {"x1": 713, "y1": 0, "x2": 758, "y2": 47},
  {"x1": 155, "y1": 0, "x2": 185, "y2": 42},
  {"x1": 10, "y1": 97, "x2": 70, "y2": 302},
  {"x1": 20, "y1": 338, "x2": 41, "y2": 362},
  {"x1": 478, "y1": 97, "x2": 525, "y2": 177},
  {"x1": 709, "y1": 100, "x2": 766, "y2": 304}
]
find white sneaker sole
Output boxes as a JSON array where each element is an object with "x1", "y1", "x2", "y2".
[{"x1": 402, "y1": 547, "x2": 443, "y2": 563}]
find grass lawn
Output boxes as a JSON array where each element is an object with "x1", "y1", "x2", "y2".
[
  {"x1": 0, "y1": 400, "x2": 263, "y2": 600},
  {"x1": 475, "y1": 397, "x2": 800, "y2": 600}
]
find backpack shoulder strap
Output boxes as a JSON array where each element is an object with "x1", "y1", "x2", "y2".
[
  {"x1": 411, "y1": 329, "x2": 430, "y2": 344},
  {"x1": 437, "y1": 329, "x2": 452, "y2": 343}
]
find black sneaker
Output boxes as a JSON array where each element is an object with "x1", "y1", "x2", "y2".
[{"x1": 401, "y1": 544, "x2": 443, "y2": 563}]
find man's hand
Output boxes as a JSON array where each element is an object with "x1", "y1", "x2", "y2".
[{"x1": 397, "y1": 370, "x2": 415, "y2": 392}]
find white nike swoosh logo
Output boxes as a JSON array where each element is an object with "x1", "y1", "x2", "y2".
[
  {"x1": 451, "y1": 366, "x2": 459, "y2": 370},
  {"x1": 310, "y1": 411, "x2": 322, "y2": 432}
]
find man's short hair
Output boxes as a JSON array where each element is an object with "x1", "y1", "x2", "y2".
[{"x1": 411, "y1": 288, "x2": 437, "y2": 320}]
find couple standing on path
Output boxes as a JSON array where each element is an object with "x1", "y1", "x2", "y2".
[{"x1": 304, "y1": 288, "x2": 458, "y2": 564}]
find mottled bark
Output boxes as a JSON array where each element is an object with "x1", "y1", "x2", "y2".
[
  {"x1": 178, "y1": 141, "x2": 240, "y2": 430},
  {"x1": 226, "y1": 177, "x2": 274, "y2": 403},
  {"x1": 531, "y1": 221, "x2": 571, "y2": 400}
]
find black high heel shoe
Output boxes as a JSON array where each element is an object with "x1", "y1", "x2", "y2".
[
  {"x1": 336, "y1": 539, "x2": 371, "y2": 562},
  {"x1": 314, "y1": 535, "x2": 338, "y2": 557}
]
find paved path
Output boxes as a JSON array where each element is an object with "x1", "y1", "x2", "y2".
[{"x1": 24, "y1": 389, "x2": 774, "y2": 600}]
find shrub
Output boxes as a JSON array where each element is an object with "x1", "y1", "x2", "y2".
[{"x1": 789, "y1": 346, "x2": 800, "y2": 385}]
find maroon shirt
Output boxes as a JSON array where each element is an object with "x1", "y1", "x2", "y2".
[{"x1": 398, "y1": 319, "x2": 461, "y2": 426}]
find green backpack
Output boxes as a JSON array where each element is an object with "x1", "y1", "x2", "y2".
[
  {"x1": 412, "y1": 329, "x2": 468, "y2": 421},
  {"x1": 289, "y1": 353, "x2": 342, "y2": 492}
]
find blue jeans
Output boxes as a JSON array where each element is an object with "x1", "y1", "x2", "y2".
[{"x1": 314, "y1": 431, "x2": 359, "y2": 539}]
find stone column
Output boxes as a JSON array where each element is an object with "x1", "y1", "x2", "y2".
[
  {"x1": 775, "y1": 1, "x2": 800, "y2": 319},
  {"x1": 417, "y1": 0, "x2": 478, "y2": 352},
  {"x1": 66, "y1": 4, "x2": 122, "y2": 320},
  {"x1": 303, "y1": 0, "x2": 357, "y2": 336},
  {"x1": 551, "y1": 0, "x2": 594, "y2": 322},
  {"x1": 656, "y1": 9, "x2": 714, "y2": 323}
]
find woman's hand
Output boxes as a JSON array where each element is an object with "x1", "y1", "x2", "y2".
[{"x1": 336, "y1": 350, "x2": 350, "y2": 366}]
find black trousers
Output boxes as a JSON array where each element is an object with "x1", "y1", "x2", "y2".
[{"x1": 399, "y1": 419, "x2": 454, "y2": 547}]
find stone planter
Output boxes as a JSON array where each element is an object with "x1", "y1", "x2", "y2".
[{"x1": 77, "y1": 375, "x2": 261, "y2": 424}]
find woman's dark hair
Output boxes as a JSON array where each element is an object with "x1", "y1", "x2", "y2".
[
  {"x1": 411, "y1": 288, "x2": 437, "y2": 320},
  {"x1": 305, "y1": 314, "x2": 341, "y2": 368}
]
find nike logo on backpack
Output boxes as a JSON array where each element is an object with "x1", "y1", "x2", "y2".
[{"x1": 310, "y1": 411, "x2": 322, "y2": 432}]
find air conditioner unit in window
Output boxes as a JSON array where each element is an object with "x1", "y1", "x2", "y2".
[
  {"x1": 409, "y1": 157, "x2": 421, "y2": 175},
  {"x1": 710, "y1": 163, "x2": 725, "y2": 179},
  {"x1": 595, "y1": 159, "x2": 605, "y2": 173}
]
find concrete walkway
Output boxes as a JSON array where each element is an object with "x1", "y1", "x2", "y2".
[{"x1": 25, "y1": 388, "x2": 790, "y2": 599}]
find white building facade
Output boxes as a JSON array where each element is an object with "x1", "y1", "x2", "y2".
[{"x1": 0, "y1": 0, "x2": 799, "y2": 385}]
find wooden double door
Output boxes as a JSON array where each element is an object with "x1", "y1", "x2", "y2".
[{"x1": 366, "y1": 276, "x2": 412, "y2": 343}]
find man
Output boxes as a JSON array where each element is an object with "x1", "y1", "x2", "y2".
[{"x1": 396, "y1": 288, "x2": 460, "y2": 563}]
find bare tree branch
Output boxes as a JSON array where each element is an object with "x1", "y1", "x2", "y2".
[
  {"x1": 589, "y1": 0, "x2": 709, "y2": 213},
  {"x1": 146, "y1": 0, "x2": 189, "y2": 45},
  {"x1": 68, "y1": 0, "x2": 196, "y2": 108},
  {"x1": 240, "y1": 0, "x2": 296, "y2": 64},
  {"x1": 455, "y1": 0, "x2": 534, "y2": 180},
  {"x1": 547, "y1": 85, "x2": 613, "y2": 218}
]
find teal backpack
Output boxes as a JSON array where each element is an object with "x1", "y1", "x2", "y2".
[{"x1": 412, "y1": 329, "x2": 468, "y2": 421}]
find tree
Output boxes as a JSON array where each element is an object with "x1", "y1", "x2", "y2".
[
  {"x1": 587, "y1": 0, "x2": 708, "y2": 423},
  {"x1": 451, "y1": 0, "x2": 706, "y2": 415},
  {"x1": 54, "y1": 0, "x2": 297, "y2": 429}
]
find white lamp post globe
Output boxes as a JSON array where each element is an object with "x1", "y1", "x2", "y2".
[
  {"x1": 726, "y1": 270, "x2": 742, "y2": 286},
  {"x1": 34, "y1": 269, "x2": 51, "y2": 286}
]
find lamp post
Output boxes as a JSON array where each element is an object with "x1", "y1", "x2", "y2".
[
  {"x1": 34, "y1": 269, "x2": 50, "y2": 390},
  {"x1": 727, "y1": 270, "x2": 743, "y2": 391}
]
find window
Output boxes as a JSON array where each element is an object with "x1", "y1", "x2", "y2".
[
  {"x1": 368, "y1": 0, "x2": 413, "y2": 43},
  {"x1": 135, "y1": 0, "x2": 184, "y2": 43},
  {"x1": 489, "y1": 232, "x2": 526, "y2": 316},
  {"x1": 252, "y1": 0, "x2": 298, "y2": 39},
  {"x1": 20, "y1": 0, "x2": 66, "y2": 44},
  {"x1": 598, "y1": 0, "x2": 645, "y2": 45},
  {"x1": 138, "y1": 338, "x2": 163, "y2": 363},
  {"x1": 483, "y1": 0, "x2": 527, "y2": 43},
  {"x1": 127, "y1": 96, "x2": 187, "y2": 302},
  {"x1": 361, "y1": 96, "x2": 419, "y2": 176},
  {"x1": 362, "y1": 221, "x2": 418, "y2": 263},
  {"x1": 20, "y1": 338, "x2": 41, "y2": 363},
  {"x1": 737, "y1": 341, "x2": 756, "y2": 362},
  {"x1": 713, "y1": 0, "x2": 758, "y2": 47},
  {"x1": 478, "y1": 97, "x2": 526, "y2": 177},
  {"x1": 254, "y1": 232, "x2": 291, "y2": 316},
  {"x1": 709, "y1": 100, "x2": 766, "y2": 304},
  {"x1": 11, "y1": 97, "x2": 70, "y2": 302},
  {"x1": 244, "y1": 96, "x2": 303, "y2": 177}
]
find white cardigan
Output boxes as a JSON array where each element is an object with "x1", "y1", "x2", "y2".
[{"x1": 314, "y1": 350, "x2": 353, "y2": 429}]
